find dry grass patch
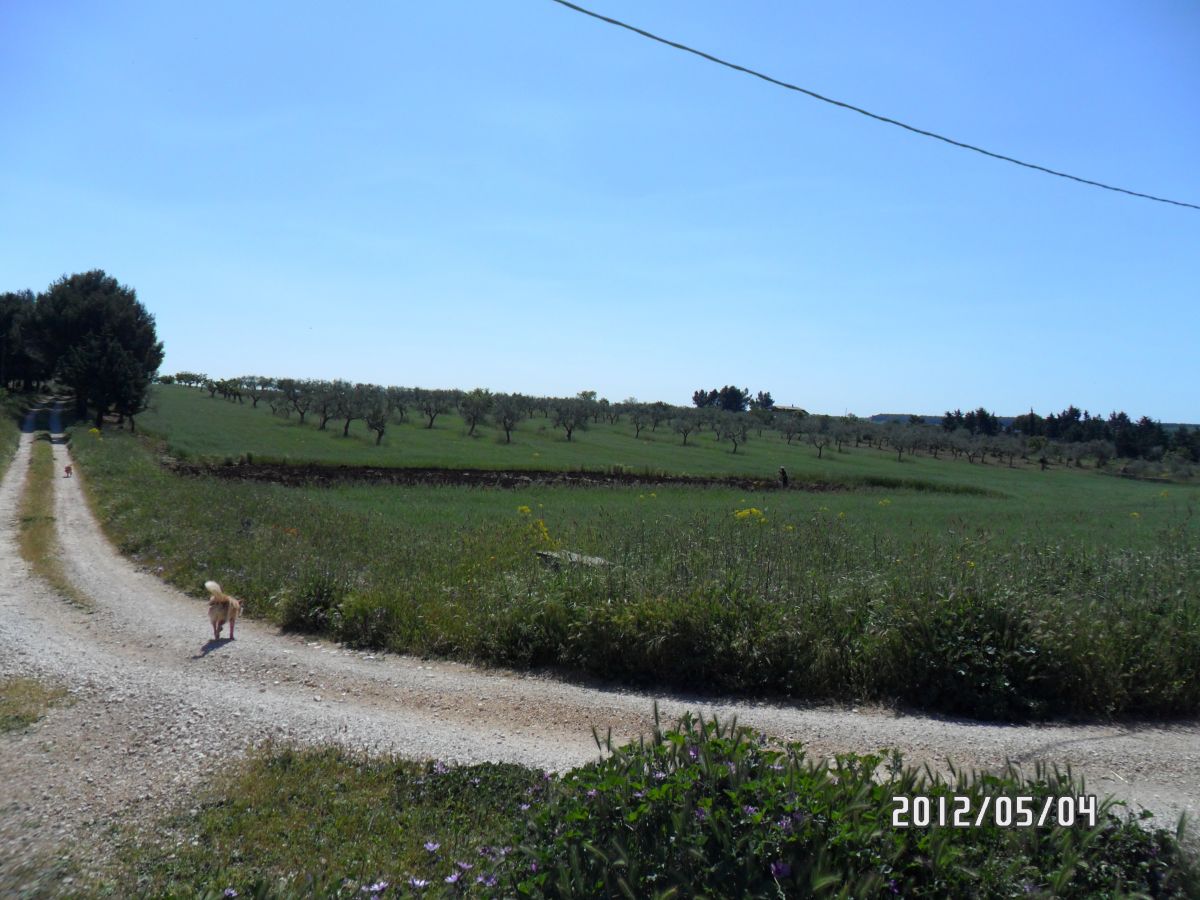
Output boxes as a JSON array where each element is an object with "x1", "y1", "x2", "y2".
[
  {"x1": 18, "y1": 435, "x2": 91, "y2": 608},
  {"x1": 0, "y1": 676, "x2": 68, "y2": 733}
]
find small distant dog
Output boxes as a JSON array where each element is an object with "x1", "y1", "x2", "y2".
[
  {"x1": 205, "y1": 580, "x2": 242, "y2": 641},
  {"x1": 64, "y1": 465, "x2": 73, "y2": 478}
]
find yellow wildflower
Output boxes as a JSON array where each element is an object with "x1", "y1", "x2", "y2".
[{"x1": 517, "y1": 505, "x2": 532, "y2": 515}]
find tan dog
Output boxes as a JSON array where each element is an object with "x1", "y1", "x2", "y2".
[
  {"x1": 205, "y1": 580, "x2": 242, "y2": 640},
  {"x1": 64, "y1": 465, "x2": 73, "y2": 478}
]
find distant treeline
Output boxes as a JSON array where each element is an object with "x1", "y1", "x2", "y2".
[
  {"x1": 940, "y1": 406, "x2": 1198, "y2": 465},
  {"x1": 162, "y1": 374, "x2": 1196, "y2": 478}
]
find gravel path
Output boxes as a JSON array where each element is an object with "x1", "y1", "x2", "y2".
[{"x1": 2, "y1": 412, "x2": 1198, "y2": 889}]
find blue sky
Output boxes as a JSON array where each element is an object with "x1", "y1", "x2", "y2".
[{"x1": 3, "y1": 1, "x2": 1198, "y2": 419}]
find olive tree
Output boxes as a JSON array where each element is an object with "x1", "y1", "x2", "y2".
[
  {"x1": 459, "y1": 388, "x2": 494, "y2": 436},
  {"x1": 492, "y1": 393, "x2": 525, "y2": 443},
  {"x1": 552, "y1": 398, "x2": 590, "y2": 442},
  {"x1": 415, "y1": 388, "x2": 455, "y2": 429}
]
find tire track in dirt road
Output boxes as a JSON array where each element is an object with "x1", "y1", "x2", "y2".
[{"x1": 2, "y1": 407, "x2": 1198, "y2": 888}]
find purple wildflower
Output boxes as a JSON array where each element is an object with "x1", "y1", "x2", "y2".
[
  {"x1": 476, "y1": 874, "x2": 498, "y2": 887},
  {"x1": 363, "y1": 881, "x2": 389, "y2": 893},
  {"x1": 777, "y1": 816, "x2": 793, "y2": 832},
  {"x1": 432, "y1": 761, "x2": 449, "y2": 775},
  {"x1": 770, "y1": 861, "x2": 792, "y2": 879},
  {"x1": 455, "y1": 861, "x2": 473, "y2": 872},
  {"x1": 652, "y1": 770, "x2": 667, "y2": 781},
  {"x1": 478, "y1": 845, "x2": 495, "y2": 858},
  {"x1": 408, "y1": 877, "x2": 429, "y2": 889},
  {"x1": 444, "y1": 873, "x2": 461, "y2": 885},
  {"x1": 586, "y1": 789, "x2": 598, "y2": 799},
  {"x1": 687, "y1": 746, "x2": 699, "y2": 760},
  {"x1": 694, "y1": 807, "x2": 709, "y2": 821},
  {"x1": 633, "y1": 790, "x2": 645, "y2": 800},
  {"x1": 223, "y1": 891, "x2": 238, "y2": 899},
  {"x1": 424, "y1": 841, "x2": 440, "y2": 853},
  {"x1": 889, "y1": 879, "x2": 900, "y2": 894},
  {"x1": 743, "y1": 805, "x2": 758, "y2": 816},
  {"x1": 519, "y1": 802, "x2": 531, "y2": 811}
]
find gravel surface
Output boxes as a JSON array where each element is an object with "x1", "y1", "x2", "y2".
[{"x1": 2, "y1": 414, "x2": 1198, "y2": 891}]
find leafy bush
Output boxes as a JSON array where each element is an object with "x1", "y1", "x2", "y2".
[{"x1": 514, "y1": 713, "x2": 1198, "y2": 898}]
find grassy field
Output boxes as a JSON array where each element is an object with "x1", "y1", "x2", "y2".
[
  {"x1": 100, "y1": 715, "x2": 1198, "y2": 898},
  {"x1": 70, "y1": 406, "x2": 1200, "y2": 720},
  {"x1": 142, "y1": 385, "x2": 1055, "y2": 492}
]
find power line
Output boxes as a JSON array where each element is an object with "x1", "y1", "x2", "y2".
[{"x1": 547, "y1": 0, "x2": 1199, "y2": 211}]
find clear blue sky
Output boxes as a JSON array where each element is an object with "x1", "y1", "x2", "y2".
[{"x1": 3, "y1": 1, "x2": 1198, "y2": 420}]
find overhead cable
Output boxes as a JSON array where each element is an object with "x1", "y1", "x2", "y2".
[{"x1": 548, "y1": 0, "x2": 1199, "y2": 211}]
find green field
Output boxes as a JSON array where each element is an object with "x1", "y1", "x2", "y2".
[
  {"x1": 143, "y1": 385, "x2": 1046, "y2": 492},
  {"x1": 68, "y1": 387, "x2": 1200, "y2": 721}
]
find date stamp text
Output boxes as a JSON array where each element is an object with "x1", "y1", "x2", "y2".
[{"x1": 892, "y1": 794, "x2": 1098, "y2": 828}]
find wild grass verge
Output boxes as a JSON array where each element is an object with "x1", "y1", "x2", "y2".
[
  {"x1": 18, "y1": 435, "x2": 91, "y2": 608},
  {"x1": 101, "y1": 714, "x2": 1198, "y2": 898},
  {"x1": 0, "y1": 388, "x2": 25, "y2": 479},
  {"x1": 0, "y1": 676, "x2": 68, "y2": 733}
]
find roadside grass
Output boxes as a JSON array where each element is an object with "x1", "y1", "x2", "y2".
[
  {"x1": 0, "y1": 389, "x2": 26, "y2": 479},
  {"x1": 108, "y1": 747, "x2": 539, "y2": 898},
  {"x1": 18, "y1": 435, "x2": 91, "y2": 608},
  {"x1": 0, "y1": 676, "x2": 68, "y2": 733},
  {"x1": 101, "y1": 715, "x2": 1199, "y2": 898},
  {"x1": 69, "y1": 427, "x2": 1200, "y2": 721}
]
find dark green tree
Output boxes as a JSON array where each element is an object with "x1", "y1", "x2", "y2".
[{"x1": 35, "y1": 271, "x2": 163, "y2": 426}]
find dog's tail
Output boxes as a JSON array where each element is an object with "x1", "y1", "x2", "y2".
[{"x1": 205, "y1": 580, "x2": 223, "y2": 597}]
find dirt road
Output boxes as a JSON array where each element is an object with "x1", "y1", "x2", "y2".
[{"x1": 2, "y1": 414, "x2": 1198, "y2": 888}]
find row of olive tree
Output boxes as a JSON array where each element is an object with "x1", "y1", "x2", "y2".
[{"x1": 174, "y1": 375, "x2": 1118, "y2": 470}]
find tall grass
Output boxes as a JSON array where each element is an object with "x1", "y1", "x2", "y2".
[
  {"x1": 70, "y1": 428, "x2": 1200, "y2": 721},
  {"x1": 0, "y1": 389, "x2": 24, "y2": 479}
]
